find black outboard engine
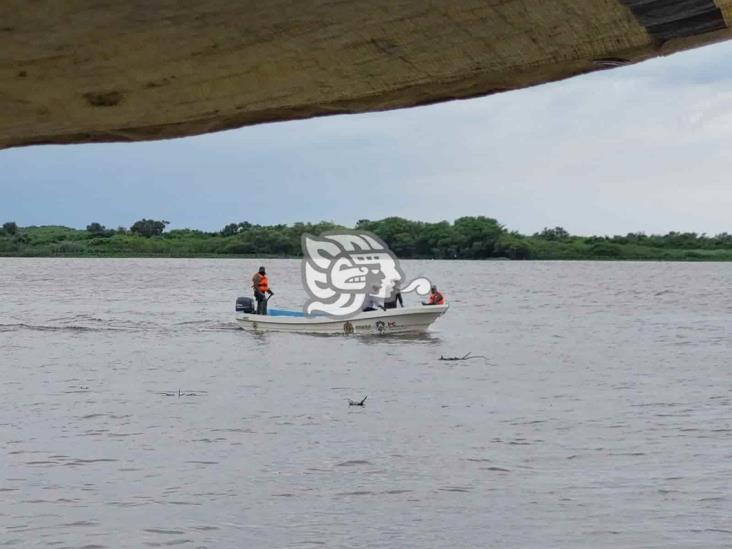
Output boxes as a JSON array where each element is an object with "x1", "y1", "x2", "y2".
[{"x1": 235, "y1": 296, "x2": 256, "y2": 314}]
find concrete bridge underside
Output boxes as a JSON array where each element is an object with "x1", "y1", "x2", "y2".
[{"x1": 2, "y1": 0, "x2": 732, "y2": 148}]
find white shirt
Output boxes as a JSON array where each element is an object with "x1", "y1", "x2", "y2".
[{"x1": 363, "y1": 294, "x2": 383, "y2": 310}]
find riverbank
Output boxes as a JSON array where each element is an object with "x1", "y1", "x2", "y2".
[{"x1": 1, "y1": 220, "x2": 731, "y2": 261}]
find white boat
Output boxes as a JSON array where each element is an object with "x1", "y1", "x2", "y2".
[{"x1": 236, "y1": 304, "x2": 448, "y2": 335}]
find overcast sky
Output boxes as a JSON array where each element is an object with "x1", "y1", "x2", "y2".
[{"x1": 2, "y1": 40, "x2": 732, "y2": 236}]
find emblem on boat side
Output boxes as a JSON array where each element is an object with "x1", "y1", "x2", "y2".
[
  {"x1": 343, "y1": 321, "x2": 354, "y2": 334},
  {"x1": 375, "y1": 320, "x2": 386, "y2": 333},
  {"x1": 301, "y1": 230, "x2": 432, "y2": 318}
]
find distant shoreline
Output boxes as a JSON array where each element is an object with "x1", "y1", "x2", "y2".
[
  {"x1": 2, "y1": 218, "x2": 731, "y2": 261},
  {"x1": 3, "y1": 252, "x2": 731, "y2": 262}
]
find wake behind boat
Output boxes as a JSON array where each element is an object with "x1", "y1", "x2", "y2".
[{"x1": 235, "y1": 298, "x2": 448, "y2": 335}]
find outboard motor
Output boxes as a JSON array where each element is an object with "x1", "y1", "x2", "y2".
[{"x1": 235, "y1": 296, "x2": 256, "y2": 314}]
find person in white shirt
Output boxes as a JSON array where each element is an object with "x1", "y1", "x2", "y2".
[{"x1": 362, "y1": 285, "x2": 384, "y2": 312}]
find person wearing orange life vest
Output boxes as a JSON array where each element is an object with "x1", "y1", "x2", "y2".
[
  {"x1": 422, "y1": 285, "x2": 445, "y2": 306},
  {"x1": 252, "y1": 265, "x2": 273, "y2": 315}
]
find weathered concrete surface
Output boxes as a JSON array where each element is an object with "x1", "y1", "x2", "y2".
[{"x1": 2, "y1": 0, "x2": 732, "y2": 148}]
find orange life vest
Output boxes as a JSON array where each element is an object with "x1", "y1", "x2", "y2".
[
  {"x1": 428, "y1": 290, "x2": 445, "y2": 305},
  {"x1": 253, "y1": 273, "x2": 269, "y2": 293}
]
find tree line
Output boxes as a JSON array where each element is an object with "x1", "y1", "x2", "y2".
[{"x1": 1, "y1": 217, "x2": 731, "y2": 260}]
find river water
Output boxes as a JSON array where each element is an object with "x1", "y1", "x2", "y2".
[{"x1": 1, "y1": 258, "x2": 730, "y2": 548}]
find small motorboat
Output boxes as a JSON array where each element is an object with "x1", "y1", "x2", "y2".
[{"x1": 234, "y1": 297, "x2": 448, "y2": 335}]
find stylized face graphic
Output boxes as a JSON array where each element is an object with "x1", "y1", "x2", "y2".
[
  {"x1": 350, "y1": 252, "x2": 401, "y2": 298},
  {"x1": 302, "y1": 232, "x2": 406, "y2": 317}
]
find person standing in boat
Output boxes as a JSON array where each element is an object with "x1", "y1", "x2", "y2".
[
  {"x1": 384, "y1": 280, "x2": 403, "y2": 309},
  {"x1": 422, "y1": 285, "x2": 445, "y2": 306},
  {"x1": 252, "y1": 265, "x2": 273, "y2": 315}
]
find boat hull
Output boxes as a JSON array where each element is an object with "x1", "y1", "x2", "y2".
[{"x1": 236, "y1": 305, "x2": 448, "y2": 335}]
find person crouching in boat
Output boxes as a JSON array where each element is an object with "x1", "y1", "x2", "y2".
[
  {"x1": 363, "y1": 284, "x2": 384, "y2": 312},
  {"x1": 422, "y1": 285, "x2": 445, "y2": 306},
  {"x1": 252, "y1": 266, "x2": 273, "y2": 315}
]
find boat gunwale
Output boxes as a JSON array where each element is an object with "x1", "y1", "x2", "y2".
[{"x1": 236, "y1": 304, "x2": 448, "y2": 325}]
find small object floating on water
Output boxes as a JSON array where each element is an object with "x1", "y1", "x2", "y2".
[
  {"x1": 159, "y1": 389, "x2": 205, "y2": 398},
  {"x1": 439, "y1": 352, "x2": 489, "y2": 363},
  {"x1": 347, "y1": 396, "x2": 367, "y2": 407}
]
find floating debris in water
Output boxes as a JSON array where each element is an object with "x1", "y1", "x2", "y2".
[
  {"x1": 159, "y1": 389, "x2": 206, "y2": 398},
  {"x1": 439, "y1": 352, "x2": 489, "y2": 363},
  {"x1": 347, "y1": 396, "x2": 367, "y2": 407},
  {"x1": 63, "y1": 385, "x2": 90, "y2": 394}
]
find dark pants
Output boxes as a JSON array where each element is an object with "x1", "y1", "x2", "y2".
[
  {"x1": 384, "y1": 292, "x2": 403, "y2": 309},
  {"x1": 254, "y1": 291, "x2": 268, "y2": 315}
]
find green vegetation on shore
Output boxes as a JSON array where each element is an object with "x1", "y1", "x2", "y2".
[{"x1": 1, "y1": 218, "x2": 731, "y2": 260}]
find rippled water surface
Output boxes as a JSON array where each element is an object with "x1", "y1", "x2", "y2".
[{"x1": 1, "y1": 258, "x2": 731, "y2": 548}]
